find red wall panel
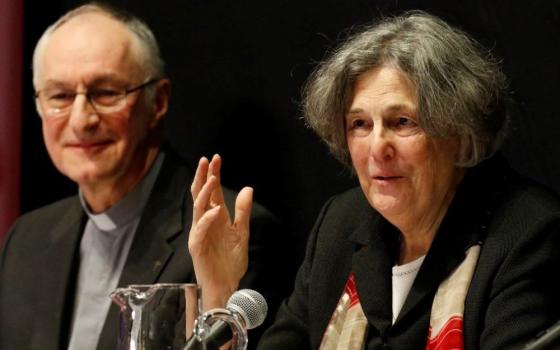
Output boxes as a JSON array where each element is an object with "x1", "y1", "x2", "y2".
[{"x1": 0, "y1": 0, "x2": 23, "y2": 241}]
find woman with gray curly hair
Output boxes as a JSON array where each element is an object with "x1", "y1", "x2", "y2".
[
  {"x1": 303, "y1": 10, "x2": 508, "y2": 168},
  {"x1": 188, "y1": 11, "x2": 559, "y2": 349}
]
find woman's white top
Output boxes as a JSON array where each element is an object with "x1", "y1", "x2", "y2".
[{"x1": 391, "y1": 255, "x2": 426, "y2": 324}]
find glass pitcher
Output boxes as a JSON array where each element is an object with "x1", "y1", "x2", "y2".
[{"x1": 110, "y1": 283, "x2": 247, "y2": 350}]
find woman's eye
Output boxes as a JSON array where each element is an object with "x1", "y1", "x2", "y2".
[
  {"x1": 393, "y1": 116, "x2": 422, "y2": 136},
  {"x1": 394, "y1": 116, "x2": 419, "y2": 128},
  {"x1": 397, "y1": 117, "x2": 412, "y2": 126},
  {"x1": 353, "y1": 119, "x2": 365, "y2": 128},
  {"x1": 350, "y1": 118, "x2": 371, "y2": 129},
  {"x1": 346, "y1": 117, "x2": 372, "y2": 136}
]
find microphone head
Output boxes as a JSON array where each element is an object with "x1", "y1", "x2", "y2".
[{"x1": 226, "y1": 289, "x2": 268, "y2": 329}]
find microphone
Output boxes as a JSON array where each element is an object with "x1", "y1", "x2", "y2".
[{"x1": 183, "y1": 289, "x2": 268, "y2": 350}]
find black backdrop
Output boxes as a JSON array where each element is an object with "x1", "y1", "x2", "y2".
[{"x1": 21, "y1": 0, "x2": 560, "y2": 261}]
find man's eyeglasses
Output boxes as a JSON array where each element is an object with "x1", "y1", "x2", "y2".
[{"x1": 34, "y1": 78, "x2": 159, "y2": 119}]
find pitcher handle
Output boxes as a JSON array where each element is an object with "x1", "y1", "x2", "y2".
[{"x1": 195, "y1": 308, "x2": 248, "y2": 350}]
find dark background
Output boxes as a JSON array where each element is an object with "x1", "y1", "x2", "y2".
[{"x1": 21, "y1": 0, "x2": 560, "y2": 261}]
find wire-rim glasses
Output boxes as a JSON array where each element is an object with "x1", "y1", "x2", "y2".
[{"x1": 34, "y1": 78, "x2": 159, "y2": 119}]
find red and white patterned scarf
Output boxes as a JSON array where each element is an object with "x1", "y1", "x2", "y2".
[{"x1": 319, "y1": 245, "x2": 481, "y2": 350}]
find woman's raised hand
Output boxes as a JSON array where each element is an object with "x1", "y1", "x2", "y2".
[{"x1": 188, "y1": 154, "x2": 253, "y2": 310}]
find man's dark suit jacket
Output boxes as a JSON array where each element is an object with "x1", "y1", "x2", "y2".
[
  {"x1": 0, "y1": 149, "x2": 288, "y2": 350},
  {"x1": 258, "y1": 156, "x2": 560, "y2": 349}
]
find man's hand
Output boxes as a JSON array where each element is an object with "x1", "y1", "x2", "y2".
[{"x1": 188, "y1": 154, "x2": 252, "y2": 311}]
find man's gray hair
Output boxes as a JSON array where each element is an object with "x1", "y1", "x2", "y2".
[
  {"x1": 32, "y1": 2, "x2": 165, "y2": 90},
  {"x1": 303, "y1": 10, "x2": 508, "y2": 167}
]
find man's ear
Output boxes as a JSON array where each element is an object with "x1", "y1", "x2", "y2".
[{"x1": 149, "y1": 78, "x2": 171, "y2": 128}]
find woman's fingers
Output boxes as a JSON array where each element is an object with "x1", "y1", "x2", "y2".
[
  {"x1": 208, "y1": 154, "x2": 222, "y2": 183},
  {"x1": 208, "y1": 154, "x2": 227, "y2": 207},
  {"x1": 188, "y1": 205, "x2": 221, "y2": 253},
  {"x1": 191, "y1": 157, "x2": 209, "y2": 201},
  {"x1": 234, "y1": 186, "x2": 253, "y2": 240},
  {"x1": 192, "y1": 175, "x2": 218, "y2": 224}
]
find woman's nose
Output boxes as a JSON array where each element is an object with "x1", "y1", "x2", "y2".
[{"x1": 369, "y1": 126, "x2": 395, "y2": 161}]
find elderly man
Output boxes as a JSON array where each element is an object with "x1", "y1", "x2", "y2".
[{"x1": 0, "y1": 3, "x2": 285, "y2": 350}]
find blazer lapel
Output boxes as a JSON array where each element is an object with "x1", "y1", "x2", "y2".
[
  {"x1": 33, "y1": 198, "x2": 84, "y2": 349},
  {"x1": 119, "y1": 150, "x2": 194, "y2": 287},
  {"x1": 115, "y1": 197, "x2": 183, "y2": 287},
  {"x1": 350, "y1": 213, "x2": 398, "y2": 337},
  {"x1": 97, "y1": 151, "x2": 193, "y2": 350}
]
